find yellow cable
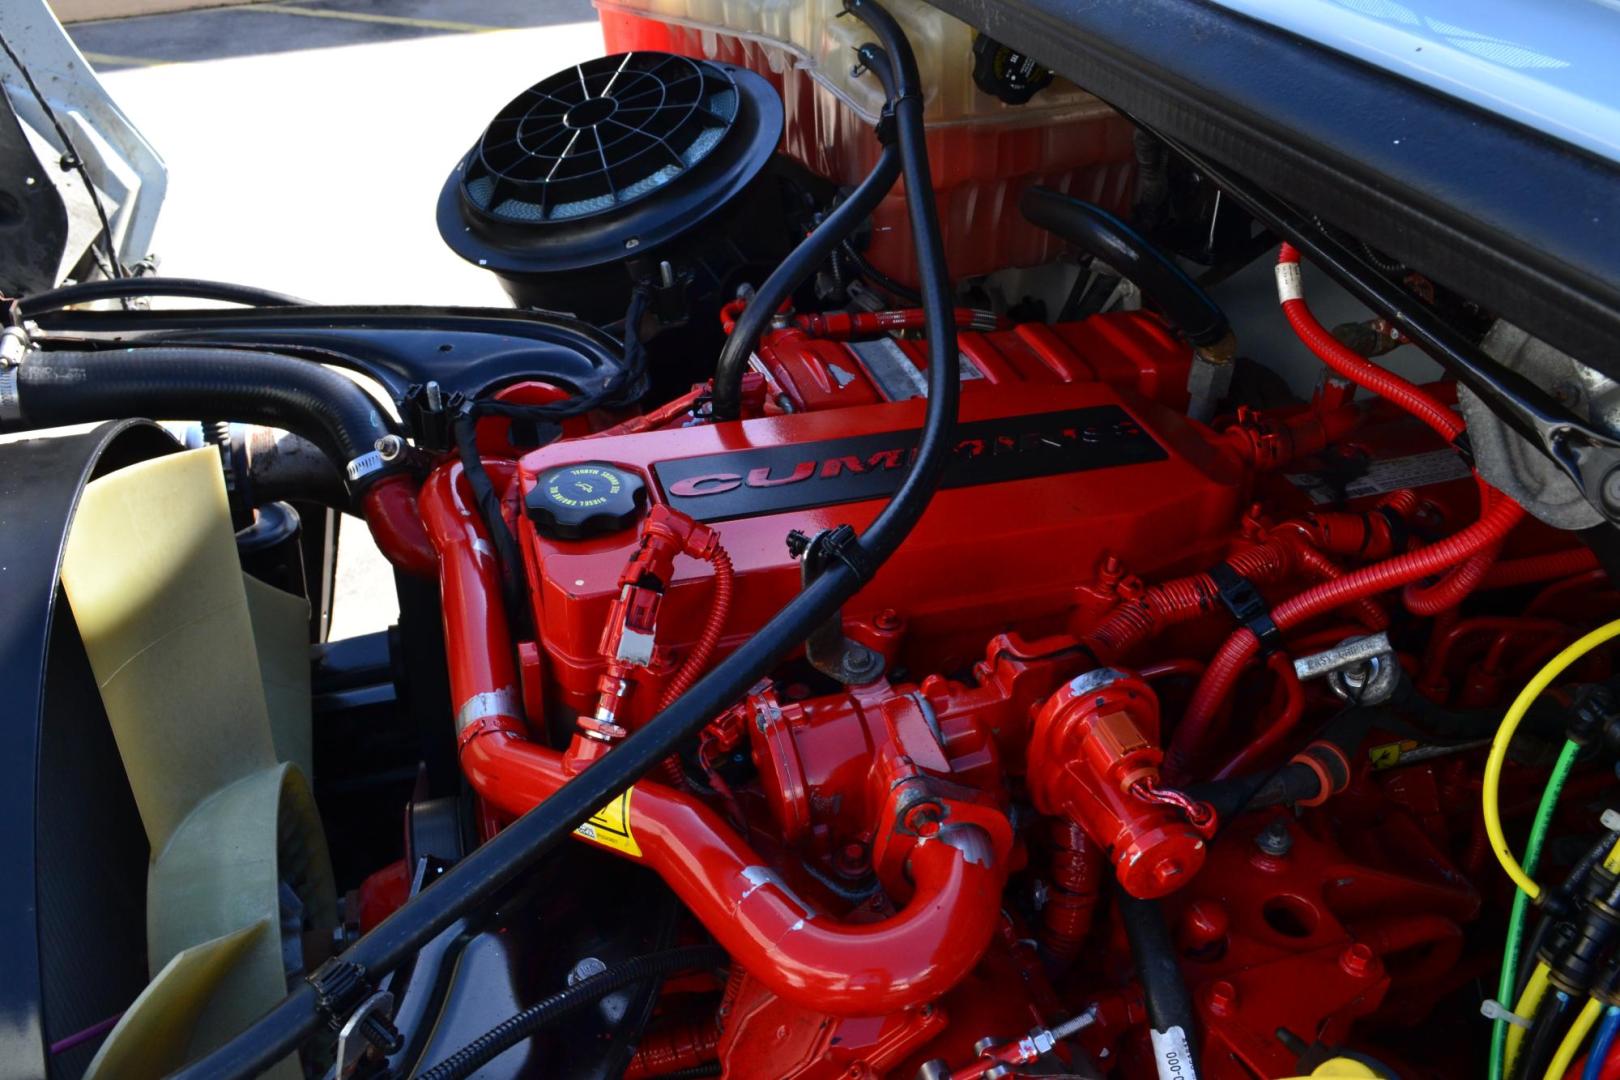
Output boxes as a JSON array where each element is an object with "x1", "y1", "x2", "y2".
[
  {"x1": 1544, "y1": 996, "x2": 1603, "y2": 1080},
  {"x1": 1484, "y1": 617, "x2": 1620, "y2": 901},
  {"x1": 1509, "y1": 963, "x2": 1554, "y2": 1067}
]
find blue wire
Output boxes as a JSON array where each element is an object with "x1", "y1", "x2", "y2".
[{"x1": 1584, "y1": 1005, "x2": 1620, "y2": 1080}]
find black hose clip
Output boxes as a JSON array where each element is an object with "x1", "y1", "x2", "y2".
[
  {"x1": 306, "y1": 958, "x2": 403, "y2": 1055},
  {"x1": 791, "y1": 524, "x2": 877, "y2": 584},
  {"x1": 1208, "y1": 562, "x2": 1282, "y2": 655}
]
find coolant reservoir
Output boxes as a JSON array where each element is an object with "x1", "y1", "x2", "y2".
[{"x1": 596, "y1": 0, "x2": 1136, "y2": 283}]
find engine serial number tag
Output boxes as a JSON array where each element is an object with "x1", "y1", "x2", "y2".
[{"x1": 653, "y1": 405, "x2": 1168, "y2": 523}]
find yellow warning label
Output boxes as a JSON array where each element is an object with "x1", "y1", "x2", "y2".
[
  {"x1": 1368, "y1": 739, "x2": 1418, "y2": 771},
  {"x1": 574, "y1": 788, "x2": 641, "y2": 857}
]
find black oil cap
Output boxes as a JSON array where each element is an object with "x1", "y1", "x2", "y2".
[{"x1": 526, "y1": 462, "x2": 646, "y2": 540}]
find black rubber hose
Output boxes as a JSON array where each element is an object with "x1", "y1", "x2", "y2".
[
  {"x1": 1020, "y1": 187, "x2": 1230, "y2": 349},
  {"x1": 415, "y1": 945, "x2": 726, "y2": 1080},
  {"x1": 1118, "y1": 890, "x2": 1201, "y2": 1076},
  {"x1": 1511, "y1": 988, "x2": 1582, "y2": 1080},
  {"x1": 14, "y1": 277, "x2": 308, "y2": 320},
  {"x1": 710, "y1": 44, "x2": 902, "y2": 420},
  {"x1": 164, "y1": 4, "x2": 957, "y2": 1076},
  {"x1": 7, "y1": 346, "x2": 392, "y2": 494}
]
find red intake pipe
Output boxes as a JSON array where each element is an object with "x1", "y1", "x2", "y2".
[{"x1": 419, "y1": 461, "x2": 1005, "y2": 1016}]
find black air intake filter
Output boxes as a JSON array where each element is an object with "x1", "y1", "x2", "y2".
[{"x1": 439, "y1": 52, "x2": 783, "y2": 322}]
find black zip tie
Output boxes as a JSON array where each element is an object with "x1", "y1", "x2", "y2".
[{"x1": 1208, "y1": 561, "x2": 1282, "y2": 655}]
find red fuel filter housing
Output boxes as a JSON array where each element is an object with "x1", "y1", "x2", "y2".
[{"x1": 515, "y1": 312, "x2": 1244, "y2": 729}]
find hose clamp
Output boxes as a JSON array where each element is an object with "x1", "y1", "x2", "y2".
[
  {"x1": 0, "y1": 325, "x2": 28, "y2": 368},
  {"x1": 345, "y1": 450, "x2": 387, "y2": 483},
  {"x1": 0, "y1": 367, "x2": 20, "y2": 424}
]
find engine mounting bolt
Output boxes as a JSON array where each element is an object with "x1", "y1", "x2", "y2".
[
  {"x1": 1255, "y1": 821, "x2": 1293, "y2": 857},
  {"x1": 1339, "y1": 943, "x2": 1377, "y2": 978},
  {"x1": 874, "y1": 608, "x2": 901, "y2": 632},
  {"x1": 905, "y1": 803, "x2": 944, "y2": 837},
  {"x1": 1205, "y1": 980, "x2": 1238, "y2": 1017},
  {"x1": 836, "y1": 841, "x2": 869, "y2": 875}
]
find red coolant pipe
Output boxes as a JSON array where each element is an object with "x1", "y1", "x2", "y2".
[
  {"x1": 1167, "y1": 494, "x2": 1525, "y2": 779},
  {"x1": 363, "y1": 473, "x2": 438, "y2": 577},
  {"x1": 419, "y1": 461, "x2": 1004, "y2": 1016}
]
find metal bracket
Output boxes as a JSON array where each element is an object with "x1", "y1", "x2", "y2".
[
  {"x1": 1292, "y1": 632, "x2": 1399, "y2": 706},
  {"x1": 788, "y1": 527, "x2": 886, "y2": 685},
  {"x1": 334, "y1": 989, "x2": 396, "y2": 1078}
]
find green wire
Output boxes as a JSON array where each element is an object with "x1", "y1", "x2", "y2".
[{"x1": 1490, "y1": 738, "x2": 1581, "y2": 1080}]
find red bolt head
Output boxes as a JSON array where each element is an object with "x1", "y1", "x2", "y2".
[
  {"x1": 905, "y1": 804, "x2": 944, "y2": 837},
  {"x1": 1205, "y1": 980, "x2": 1238, "y2": 1017},
  {"x1": 1339, "y1": 943, "x2": 1378, "y2": 978},
  {"x1": 874, "y1": 608, "x2": 901, "y2": 631}
]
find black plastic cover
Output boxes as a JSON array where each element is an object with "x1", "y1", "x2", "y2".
[{"x1": 526, "y1": 462, "x2": 647, "y2": 539}]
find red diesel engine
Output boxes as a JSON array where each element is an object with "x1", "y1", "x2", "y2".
[
  {"x1": 423, "y1": 301, "x2": 1501, "y2": 1079},
  {"x1": 11, "y1": 1, "x2": 1620, "y2": 1077},
  {"x1": 253, "y1": 12, "x2": 1617, "y2": 1080}
]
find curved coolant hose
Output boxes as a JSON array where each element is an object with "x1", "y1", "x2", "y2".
[
  {"x1": 1167, "y1": 494, "x2": 1525, "y2": 779},
  {"x1": 169, "y1": 5, "x2": 962, "y2": 1073},
  {"x1": 7, "y1": 346, "x2": 395, "y2": 498},
  {"x1": 421, "y1": 460, "x2": 1003, "y2": 1016},
  {"x1": 658, "y1": 548, "x2": 734, "y2": 711}
]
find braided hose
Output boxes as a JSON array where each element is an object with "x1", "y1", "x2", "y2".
[{"x1": 659, "y1": 548, "x2": 735, "y2": 711}]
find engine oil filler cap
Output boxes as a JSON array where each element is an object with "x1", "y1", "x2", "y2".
[{"x1": 526, "y1": 462, "x2": 646, "y2": 540}]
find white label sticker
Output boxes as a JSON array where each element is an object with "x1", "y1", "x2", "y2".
[
  {"x1": 1285, "y1": 448, "x2": 1471, "y2": 505},
  {"x1": 846, "y1": 337, "x2": 982, "y2": 401},
  {"x1": 1150, "y1": 1025, "x2": 1195, "y2": 1080},
  {"x1": 1275, "y1": 261, "x2": 1304, "y2": 303}
]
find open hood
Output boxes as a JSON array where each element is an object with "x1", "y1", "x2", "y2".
[{"x1": 0, "y1": 0, "x2": 165, "y2": 294}]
